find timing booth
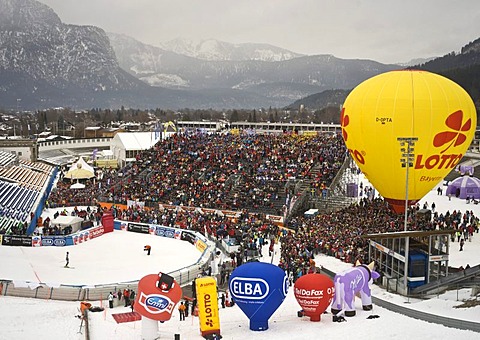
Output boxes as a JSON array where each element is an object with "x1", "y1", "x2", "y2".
[{"x1": 362, "y1": 229, "x2": 454, "y2": 296}]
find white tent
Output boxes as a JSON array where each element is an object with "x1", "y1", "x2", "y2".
[
  {"x1": 50, "y1": 215, "x2": 84, "y2": 233},
  {"x1": 64, "y1": 157, "x2": 95, "y2": 179},
  {"x1": 70, "y1": 182, "x2": 86, "y2": 189},
  {"x1": 111, "y1": 132, "x2": 162, "y2": 166}
]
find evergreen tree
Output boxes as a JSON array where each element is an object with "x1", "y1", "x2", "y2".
[{"x1": 230, "y1": 110, "x2": 239, "y2": 122}]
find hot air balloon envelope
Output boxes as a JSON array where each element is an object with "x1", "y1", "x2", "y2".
[{"x1": 341, "y1": 70, "x2": 476, "y2": 212}]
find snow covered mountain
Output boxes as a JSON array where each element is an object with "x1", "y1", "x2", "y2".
[
  {"x1": 0, "y1": 0, "x2": 400, "y2": 110},
  {"x1": 0, "y1": 0, "x2": 153, "y2": 109},
  {"x1": 108, "y1": 32, "x2": 399, "y2": 104},
  {"x1": 159, "y1": 38, "x2": 304, "y2": 62}
]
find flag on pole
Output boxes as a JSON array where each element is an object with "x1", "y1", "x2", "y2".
[{"x1": 154, "y1": 122, "x2": 161, "y2": 140}]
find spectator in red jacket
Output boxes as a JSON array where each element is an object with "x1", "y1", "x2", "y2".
[{"x1": 123, "y1": 289, "x2": 130, "y2": 307}]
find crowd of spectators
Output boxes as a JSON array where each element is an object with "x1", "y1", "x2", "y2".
[
  {"x1": 0, "y1": 221, "x2": 27, "y2": 235},
  {"x1": 277, "y1": 195, "x2": 479, "y2": 281},
  {"x1": 43, "y1": 130, "x2": 480, "y2": 282},
  {"x1": 33, "y1": 205, "x2": 103, "y2": 236},
  {"x1": 48, "y1": 131, "x2": 346, "y2": 216}
]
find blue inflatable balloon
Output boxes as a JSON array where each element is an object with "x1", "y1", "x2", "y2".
[{"x1": 228, "y1": 262, "x2": 288, "y2": 331}]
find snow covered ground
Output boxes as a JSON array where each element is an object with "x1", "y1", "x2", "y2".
[{"x1": 0, "y1": 180, "x2": 479, "y2": 340}]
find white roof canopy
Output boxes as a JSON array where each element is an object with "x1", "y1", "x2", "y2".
[
  {"x1": 51, "y1": 215, "x2": 83, "y2": 227},
  {"x1": 64, "y1": 157, "x2": 95, "y2": 179}
]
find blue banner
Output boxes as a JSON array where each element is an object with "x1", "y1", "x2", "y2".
[
  {"x1": 41, "y1": 236, "x2": 67, "y2": 247},
  {"x1": 154, "y1": 226, "x2": 175, "y2": 238}
]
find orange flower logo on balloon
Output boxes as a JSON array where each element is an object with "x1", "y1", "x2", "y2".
[
  {"x1": 433, "y1": 110, "x2": 472, "y2": 153},
  {"x1": 340, "y1": 108, "x2": 350, "y2": 141}
]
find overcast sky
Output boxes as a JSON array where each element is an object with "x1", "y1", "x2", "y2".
[{"x1": 39, "y1": 0, "x2": 480, "y2": 64}]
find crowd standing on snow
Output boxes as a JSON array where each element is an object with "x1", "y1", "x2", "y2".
[{"x1": 278, "y1": 197, "x2": 479, "y2": 281}]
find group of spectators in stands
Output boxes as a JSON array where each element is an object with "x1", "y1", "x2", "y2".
[
  {"x1": 0, "y1": 221, "x2": 28, "y2": 235},
  {"x1": 48, "y1": 132, "x2": 346, "y2": 216}
]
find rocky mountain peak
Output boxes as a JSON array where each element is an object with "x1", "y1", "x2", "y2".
[{"x1": 0, "y1": 0, "x2": 61, "y2": 30}]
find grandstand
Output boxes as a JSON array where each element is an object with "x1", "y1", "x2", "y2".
[
  {"x1": 176, "y1": 120, "x2": 226, "y2": 132},
  {"x1": 86, "y1": 132, "x2": 347, "y2": 220},
  {"x1": 0, "y1": 151, "x2": 55, "y2": 235},
  {"x1": 175, "y1": 121, "x2": 342, "y2": 135},
  {"x1": 0, "y1": 150, "x2": 16, "y2": 167},
  {"x1": 230, "y1": 121, "x2": 341, "y2": 134},
  {"x1": 2, "y1": 125, "x2": 479, "y2": 236}
]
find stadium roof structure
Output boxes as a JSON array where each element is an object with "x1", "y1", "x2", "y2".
[{"x1": 114, "y1": 132, "x2": 161, "y2": 151}]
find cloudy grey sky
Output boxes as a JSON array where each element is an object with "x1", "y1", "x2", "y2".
[{"x1": 39, "y1": 0, "x2": 480, "y2": 64}]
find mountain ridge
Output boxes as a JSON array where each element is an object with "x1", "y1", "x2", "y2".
[
  {"x1": 108, "y1": 32, "x2": 399, "y2": 106},
  {"x1": 158, "y1": 37, "x2": 304, "y2": 62},
  {"x1": 2, "y1": 0, "x2": 477, "y2": 112}
]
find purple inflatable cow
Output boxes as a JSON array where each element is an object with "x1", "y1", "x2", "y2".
[{"x1": 330, "y1": 261, "x2": 380, "y2": 319}]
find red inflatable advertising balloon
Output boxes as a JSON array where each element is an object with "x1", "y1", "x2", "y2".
[
  {"x1": 134, "y1": 273, "x2": 182, "y2": 322},
  {"x1": 294, "y1": 273, "x2": 334, "y2": 322}
]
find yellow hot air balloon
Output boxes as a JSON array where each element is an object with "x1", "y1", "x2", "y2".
[{"x1": 341, "y1": 70, "x2": 477, "y2": 213}]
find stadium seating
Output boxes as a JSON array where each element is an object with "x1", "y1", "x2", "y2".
[
  {"x1": 0, "y1": 160, "x2": 54, "y2": 235},
  {"x1": 0, "y1": 150, "x2": 16, "y2": 167}
]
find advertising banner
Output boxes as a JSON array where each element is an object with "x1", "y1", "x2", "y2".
[
  {"x1": 79, "y1": 230, "x2": 89, "y2": 243},
  {"x1": 196, "y1": 276, "x2": 221, "y2": 337},
  {"x1": 41, "y1": 236, "x2": 67, "y2": 247},
  {"x1": 64, "y1": 236, "x2": 73, "y2": 246},
  {"x1": 265, "y1": 214, "x2": 284, "y2": 226},
  {"x1": 194, "y1": 238, "x2": 207, "y2": 253},
  {"x1": 32, "y1": 235, "x2": 42, "y2": 247},
  {"x1": 153, "y1": 226, "x2": 174, "y2": 238},
  {"x1": 1, "y1": 235, "x2": 32, "y2": 246},
  {"x1": 120, "y1": 221, "x2": 128, "y2": 231},
  {"x1": 71, "y1": 231, "x2": 88, "y2": 245},
  {"x1": 180, "y1": 230, "x2": 196, "y2": 245},
  {"x1": 174, "y1": 229, "x2": 182, "y2": 240},
  {"x1": 127, "y1": 200, "x2": 145, "y2": 209},
  {"x1": 88, "y1": 225, "x2": 105, "y2": 240},
  {"x1": 127, "y1": 222, "x2": 150, "y2": 234}
]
